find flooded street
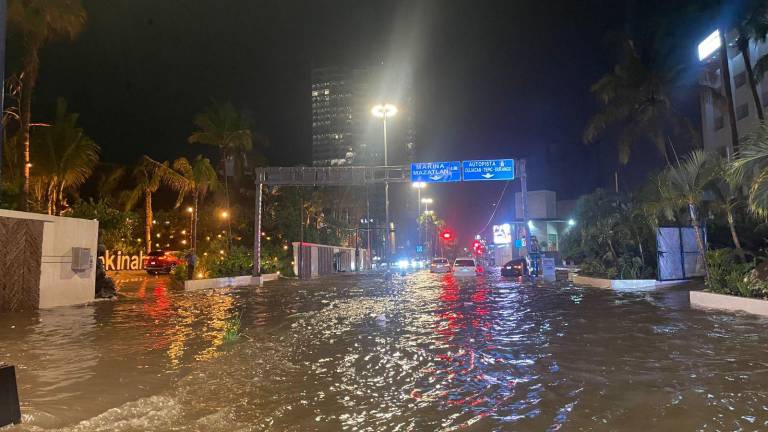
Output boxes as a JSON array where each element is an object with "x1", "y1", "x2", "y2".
[{"x1": 2, "y1": 271, "x2": 768, "y2": 431}]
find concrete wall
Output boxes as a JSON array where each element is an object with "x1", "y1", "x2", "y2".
[
  {"x1": 0, "y1": 210, "x2": 98, "y2": 308},
  {"x1": 690, "y1": 291, "x2": 768, "y2": 317},
  {"x1": 292, "y1": 242, "x2": 367, "y2": 278}
]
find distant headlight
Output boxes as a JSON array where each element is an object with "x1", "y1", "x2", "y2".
[{"x1": 397, "y1": 259, "x2": 409, "y2": 269}]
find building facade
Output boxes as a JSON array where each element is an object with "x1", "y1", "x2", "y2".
[
  {"x1": 310, "y1": 65, "x2": 416, "y2": 257},
  {"x1": 699, "y1": 29, "x2": 768, "y2": 156}
]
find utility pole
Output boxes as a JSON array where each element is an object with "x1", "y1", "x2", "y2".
[
  {"x1": 519, "y1": 159, "x2": 531, "y2": 261},
  {"x1": 252, "y1": 182, "x2": 262, "y2": 277}
]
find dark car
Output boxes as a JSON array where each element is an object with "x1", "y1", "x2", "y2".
[
  {"x1": 143, "y1": 250, "x2": 182, "y2": 275},
  {"x1": 501, "y1": 259, "x2": 527, "y2": 277}
]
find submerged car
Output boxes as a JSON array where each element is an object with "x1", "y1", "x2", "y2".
[
  {"x1": 501, "y1": 258, "x2": 527, "y2": 277},
  {"x1": 453, "y1": 258, "x2": 477, "y2": 276},
  {"x1": 430, "y1": 258, "x2": 451, "y2": 273},
  {"x1": 143, "y1": 250, "x2": 182, "y2": 275}
]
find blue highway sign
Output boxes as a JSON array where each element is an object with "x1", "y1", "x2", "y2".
[
  {"x1": 462, "y1": 159, "x2": 515, "y2": 181},
  {"x1": 411, "y1": 161, "x2": 462, "y2": 183}
]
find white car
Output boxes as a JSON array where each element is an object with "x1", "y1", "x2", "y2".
[
  {"x1": 430, "y1": 258, "x2": 451, "y2": 273},
  {"x1": 453, "y1": 258, "x2": 477, "y2": 276}
]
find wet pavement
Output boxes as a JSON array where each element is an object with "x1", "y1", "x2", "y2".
[{"x1": 1, "y1": 271, "x2": 768, "y2": 431}]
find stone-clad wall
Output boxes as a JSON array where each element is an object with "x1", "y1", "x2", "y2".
[{"x1": 0, "y1": 217, "x2": 44, "y2": 312}]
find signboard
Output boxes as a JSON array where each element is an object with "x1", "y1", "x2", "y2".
[
  {"x1": 411, "y1": 161, "x2": 462, "y2": 183},
  {"x1": 492, "y1": 223, "x2": 512, "y2": 244},
  {"x1": 415, "y1": 245, "x2": 423, "y2": 253},
  {"x1": 99, "y1": 250, "x2": 145, "y2": 271},
  {"x1": 462, "y1": 159, "x2": 515, "y2": 181}
]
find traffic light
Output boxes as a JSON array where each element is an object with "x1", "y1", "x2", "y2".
[{"x1": 441, "y1": 229, "x2": 453, "y2": 241}]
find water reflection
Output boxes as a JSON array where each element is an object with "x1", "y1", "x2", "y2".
[{"x1": 3, "y1": 273, "x2": 768, "y2": 430}]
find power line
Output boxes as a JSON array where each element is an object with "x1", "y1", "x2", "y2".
[{"x1": 476, "y1": 181, "x2": 510, "y2": 237}]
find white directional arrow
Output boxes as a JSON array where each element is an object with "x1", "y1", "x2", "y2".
[
  {"x1": 430, "y1": 175, "x2": 443, "y2": 181},
  {"x1": 481, "y1": 173, "x2": 495, "y2": 179}
]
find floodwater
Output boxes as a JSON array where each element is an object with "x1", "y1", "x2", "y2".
[{"x1": 1, "y1": 271, "x2": 768, "y2": 431}]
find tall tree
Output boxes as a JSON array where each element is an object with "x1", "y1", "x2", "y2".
[
  {"x1": 731, "y1": 121, "x2": 768, "y2": 218},
  {"x1": 736, "y1": 0, "x2": 768, "y2": 120},
  {"x1": 188, "y1": 100, "x2": 252, "y2": 207},
  {"x1": 583, "y1": 39, "x2": 694, "y2": 164},
  {"x1": 8, "y1": 0, "x2": 86, "y2": 209},
  {"x1": 30, "y1": 98, "x2": 98, "y2": 215},
  {"x1": 661, "y1": 150, "x2": 719, "y2": 278},
  {"x1": 125, "y1": 156, "x2": 169, "y2": 253},
  {"x1": 160, "y1": 155, "x2": 219, "y2": 253}
]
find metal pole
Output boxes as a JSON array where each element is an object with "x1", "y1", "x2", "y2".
[
  {"x1": 519, "y1": 159, "x2": 530, "y2": 260},
  {"x1": 0, "y1": 0, "x2": 6, "y2": 193},
  {"x1": 416, "y1": 186, "x2": 421, "y2": 256},
  {"x1": 252, "y1": 182, "x2": 262, "y2": 277},
  {"x1": 299, "y1": 196, "x2": 304, "y2": 279},
  {"x1": 383, "y1": 114, "x2": 390, "y2": 268},
  {"x1": 366, "y1": 186, "x2": 371, "y2": 270}
]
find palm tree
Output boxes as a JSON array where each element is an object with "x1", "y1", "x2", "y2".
[
  {"x1": 661, "y1": 150, "x2": 719, "y2": 278},
  {"x1": 710, "y1": 156, "x2": 746, "y2": 260},
  {"x1": 160, "y1": 156, "x2": 219, "y2": 253},
  {"x1": 735, "y1": 0, "x2": 768, "y2": 121},
  {"x1": 125, "y1": 156, "x2": 169, "y2": 253},
  {"x1": 731, "y1": 121, "x2": 768, "y2": 219},
  {"x1": 188, "y1": 100, "x2": 252, "y2": 209},
  {"x1": 584, "y1": 39, "x2": 694, "y2": 165},
  {"x1": 30, "y1": 98, "x2": 98, "y2": 215},
  {"x1": 8, "y1": 0, "x2": 86, "y2": 208}
]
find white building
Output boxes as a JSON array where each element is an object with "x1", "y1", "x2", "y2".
[{"x1": 699, "y1": 29, "x2": 768, "y2": 156}]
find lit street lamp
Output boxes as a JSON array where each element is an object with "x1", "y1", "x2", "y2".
[
  {"x1": 421, "y1": 197, "x2": 433, "y2": 213},
  {"x1": 372, "y1": 103, "x2": 398, "y2": 266}
]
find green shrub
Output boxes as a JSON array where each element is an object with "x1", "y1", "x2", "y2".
[
  {"x1": 705, "y1": 249, "x2": 755, "y2": 296},
  {"x1": 579, "y1": 259, "x2": 618, "y2": 279},
  {"x1": 223, "y1": 313, "x2": 243, "y2": 343},
  {"x1": 171, "y1": 262, "x2": 188, "y2": 282},
  {"x1": 204, "y1": 246, "x2": 252, "y2": 278},
  {"x1": 618, "y1": 255, "x2": 644, "y2": 279}
]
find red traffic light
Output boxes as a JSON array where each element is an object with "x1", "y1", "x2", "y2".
[{"x1": 441, "y1": 229, "x2": 453, "y2": 240}]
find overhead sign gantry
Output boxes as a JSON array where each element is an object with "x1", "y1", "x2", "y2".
[{"x1": 252, "y1": 159, "x2": 530, "y2": 276}]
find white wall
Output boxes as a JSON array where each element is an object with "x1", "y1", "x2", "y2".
[
  {"x1": 700, "y1": 29, "x2": 768, "y2": 155},
  {"x1": 0, "y1": 210, "x2": 98, "y2": 308}
]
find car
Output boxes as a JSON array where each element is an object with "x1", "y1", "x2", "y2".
[
  {"x1": 430, "y1": 257, "x2": 451, "y2": 273},
  {"x1": 453, "y1": 258, "x2": 477, "y2": 276},
  {"x1": 143, "y1": 250, "x2": 182, "y2": 275},
  {"x1": 501, "y1": 258, "x2": 527, "y2": 277}
]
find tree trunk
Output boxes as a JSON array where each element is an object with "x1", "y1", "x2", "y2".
[
  {"x1": 689, "y1": 202, "x2": 709, "y2": 279},
  {"x1": 46, "y1": 181, "x2": 55, "y2": 215},
  {"x1": 726, "y1": 206, "x2": 746, "y2": 261},
  {"x1": 719, "y1": 29, "x2": 740, "y2": 157},
  {"x1": 192, "y1": 191, "x2": 199, "y2": 253},
  {"x1": 739, "y1": 36, "x2": 765, "y2": 121},
  {"x1": 220, "y1": 147, "x2": 232, "y2": 249},
  {"x1": 145, "y1": 190, "x2": 152, "y2": 253},
  {"x1": 57, "y1": 183, "x2": 65, "y2": 216},
  {"x1": 20, "y1": 45, "x2": 40, "y2": 211}
]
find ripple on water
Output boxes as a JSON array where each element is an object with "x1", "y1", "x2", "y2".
[{"x1": 5, "y1": 272, "x2": 768, "y2": 431}]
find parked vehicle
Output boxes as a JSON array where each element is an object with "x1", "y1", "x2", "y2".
[
  {"x1": 143, "y1": 250, "x2": 181, "y2": 275},
  {"x1": 501, "y1": 258, "x2": 527, "y2": 277},
  {"x1": 430, "y1": 258, "x2": 451, "y2": 273},
  {"x1": 453, "y1": 258, "x2": 477, "y2": 277}
]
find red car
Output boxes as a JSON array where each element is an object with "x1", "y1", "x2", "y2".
[{"x1": 143, "y1": 250, "x2": 182, "y2": 275}]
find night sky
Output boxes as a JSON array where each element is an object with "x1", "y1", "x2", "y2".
[{"x1": 22, "y1": 0, "x2": 713, "y2": 244}]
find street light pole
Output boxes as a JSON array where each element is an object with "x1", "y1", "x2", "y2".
[{"x1": 371, "y1": 103, "x2": 398, "y2": 269}]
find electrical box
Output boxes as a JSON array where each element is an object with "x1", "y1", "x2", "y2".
[{"x1": 71, "y1": 247, "x2": 92, "y2": 272}]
